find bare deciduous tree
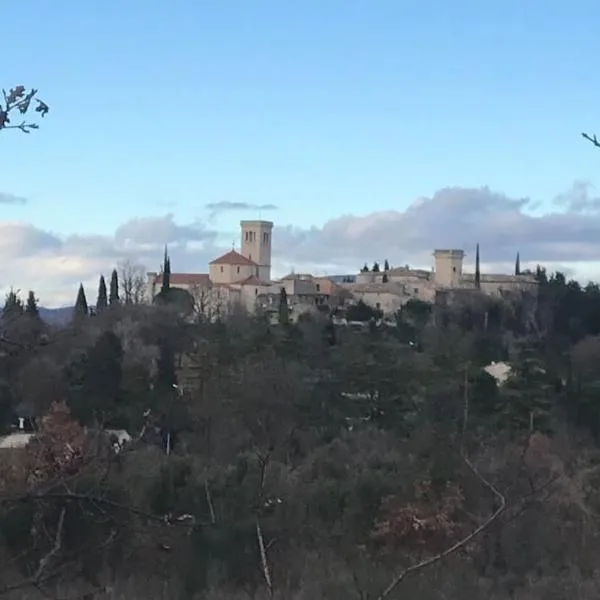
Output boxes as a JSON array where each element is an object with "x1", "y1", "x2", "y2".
[
  {"x1": 118, "y1": 260, "x2": 147, "y2": 305},
  {"x1": 0, "y1": 86, "x2": 48, "y2": 133},
  {"x1": 189, "y1": 284, "x2": 226, "y2": 321}
]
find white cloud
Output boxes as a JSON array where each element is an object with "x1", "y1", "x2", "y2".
[{"x1": 204, "y1": 201, "x2": 279, "y2": 221}]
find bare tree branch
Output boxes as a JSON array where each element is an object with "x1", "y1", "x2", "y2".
[
  {"x1": 582, "y1": 132, "x2": 600, "y2": 148},
  {"x1": 204, "y1": 479, "x2": 216, "y2": 524},
  {"x1": 255, "y1": 452, "x2": 274, "y2": 598},
  {"x1": 0, "y1": 86, "x2": 48, "y2": 133},
  {"x1": 34, "y1": 506, "x2": 66, "y2": 581},
  {"x1": 256, "y1": 518, "x2": 273, "y2": 599},
  {"x1": 376, "y1": 456, "x2": 506, "y2": 600},
  {"x1": 117, "y1": 260, "x2": 147, "y2": 305}
]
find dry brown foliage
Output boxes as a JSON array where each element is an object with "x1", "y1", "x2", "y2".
[
  {"x1": 25, "y1": 401, "x2": 87, "y2": 487},
  {"x1": 371, "y1": 479, "x2": 467, "y2": 555}
]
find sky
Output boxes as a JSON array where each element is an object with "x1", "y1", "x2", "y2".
[{"x1": 3, "y1": 0, "x2": 600, "y2": 306}]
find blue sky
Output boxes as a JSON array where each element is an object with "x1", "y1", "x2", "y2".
[{"x1": 3, "y1": 0, "x2": 600, "y2": 240}]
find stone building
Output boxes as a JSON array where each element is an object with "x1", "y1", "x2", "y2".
[
  {"x1": 146, "y1": 219, "x2": 538, "y2": 319},
  {"x1": 146, "y1": 220, "x2": 342, "y2": 319},
  {"x1": 343, "y1": 248, "x2": 538, "y2": 314}
]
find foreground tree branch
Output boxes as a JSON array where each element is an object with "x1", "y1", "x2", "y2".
[
  {"x1": 0, "y1": 86, "x2": 48, "y2": 133},
  {"x1": 376, "y1": 456, "x2": 506, "y2": 600},
  {"x1": 34, "y1": 506, "x2": 66, "y2": 581},
  {"x1": 582, "y1": 132, "x2": 600, "y2": 148},
  {"x1": 255, "y1": 452, "x2": 274, "y2": 599}
]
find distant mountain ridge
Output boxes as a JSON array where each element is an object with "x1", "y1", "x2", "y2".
[{"x1": 39, "y1": 306, "x2": 73, "y2": 324}]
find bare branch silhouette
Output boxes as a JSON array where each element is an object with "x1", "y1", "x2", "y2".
[
  {"x1": 582, "y1": 132, "x2": 600, "y2": 148},
  {"x1": 0, "y1": 86, "x2": 48, "y2": 133},
  {"x1": 376, "y1": 456, "x2": 506, "y2": 600}
]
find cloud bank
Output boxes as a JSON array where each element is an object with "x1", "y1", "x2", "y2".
[
  {"x1": 205, "y1": 201, "x2": 278, "y2": 219},
  {"x1": 0, "y1": 192, "x2": 27, "y2": 205},
  {"x1": 3, "y1": 182, "x2": 600, "y2": 307}
]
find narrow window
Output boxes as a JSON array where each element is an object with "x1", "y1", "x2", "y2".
[
  {"x1": 263, "y1": 232, "x2": 269, "y2": 243},
  {"x1": 237, "y1": 266, "x2": 240, "y2": 273},
  {"x1": 245, "y1": 231, "x2": 249, "y2": 241},
  {"x1": 220, "y1": 266, "x2": 223, "y2": 273}
]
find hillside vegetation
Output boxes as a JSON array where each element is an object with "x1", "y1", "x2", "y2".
[{"x1": 2, "y1": 269, "x2": 600, "y2": 599}]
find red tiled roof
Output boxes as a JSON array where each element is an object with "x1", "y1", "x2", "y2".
[
  {"x1": 239, "y1": 275, "x2": 270, "y2": 286},
  {"x1": 153, "y1": 273, "x2": 210, "y2": 286},
  {"x1": 209, "y1": 250, "x2": 256, "y2": 266}
]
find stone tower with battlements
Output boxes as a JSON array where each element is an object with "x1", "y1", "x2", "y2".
[{"x1": 433, "y1": 249, "x2": 465, "y2": 287}]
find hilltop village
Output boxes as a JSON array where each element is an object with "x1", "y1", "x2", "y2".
[{"x1": 146, "y1": 219, "x2": 539, "y2": 320}]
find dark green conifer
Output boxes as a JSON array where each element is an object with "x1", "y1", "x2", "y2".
[
  {"x1": 74, "y1": 284, "x2": 89, "y2": 318},
  {"x1": 475, "y1": 243, "x2": 481, "y2": 289},
  {"x1": 109, "y1": 269, "x2": 120, "y2": 306},
  {"x1": 161, "y1": 246, "x2": 171, "y2": 294},
  {"x1": 97, "y1": 275, "x2": 108, "y2": 312},
  {"x1": 24, "y1": 290, "x2": 39, "y2": 317}
]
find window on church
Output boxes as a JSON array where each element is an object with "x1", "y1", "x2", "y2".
[
  {"x1": 245, "y1": 231, "x2": 249, "y2": 242},
  {"x1": 263, "y1": 232, "x2": 269, "y2": 243},
  {"x1": 237, "y1": 266, "x2": 240, "y2": 273},
  {"x1": 220, "y1": 266, "x2": 224, "y2": 273}
]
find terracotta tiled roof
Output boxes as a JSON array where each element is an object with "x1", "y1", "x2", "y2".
[
  {"x1": 153, "y1": 273, "x2": 210, "y2": 286},
  {"x1": 209, "y1": 250, "x2": 256, "y2": 266},
  {"x1": 239, "y1": 275, "x2": 270, "y2": 286}
]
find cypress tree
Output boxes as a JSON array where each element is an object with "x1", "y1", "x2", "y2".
[
  {"x1": 109, "y1": 269, "x2": 120, "y2": 306},
  {"x1": 515, "y1": 252, "x2": 521, "y2": 276},
  {"x1": 3, "y1": 289, "x2": 23, "y2": 319},
  {"x1": 384, "y1": 259, "x2": 390, "y2": 271},
  {"x1": 475, "y1": 243, "x2": 481, "y2": 289},
  {"x1": 161, "y1": 246, "x2": 171, "y2": 294},
  {"x1": 96, "y1": 275, "x2": 108, "y2": 312},
  {"x1": 24, "y1": 290, "x2": 39, "y2": 317},
  {"x1": 278, "y1": 287, "x2": 290, "y2": 324},
  {"x1": 74, "y1": 284, "x2": 89, "y2": 318}
]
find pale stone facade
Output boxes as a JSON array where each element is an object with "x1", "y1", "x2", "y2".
[
  {"x1": 345, "y1": 248, "x2": 538, "y2": 314},
  {"x1": 146, "y1": 221, "x2": 538, "y2": 319},
  {"x1": 146, "y1": 220, "x2": 294, "y2": 318}
]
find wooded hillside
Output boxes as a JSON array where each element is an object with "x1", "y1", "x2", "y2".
[{"x1": 1, "y1": 269, "x2": 600, "y2": 599}]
